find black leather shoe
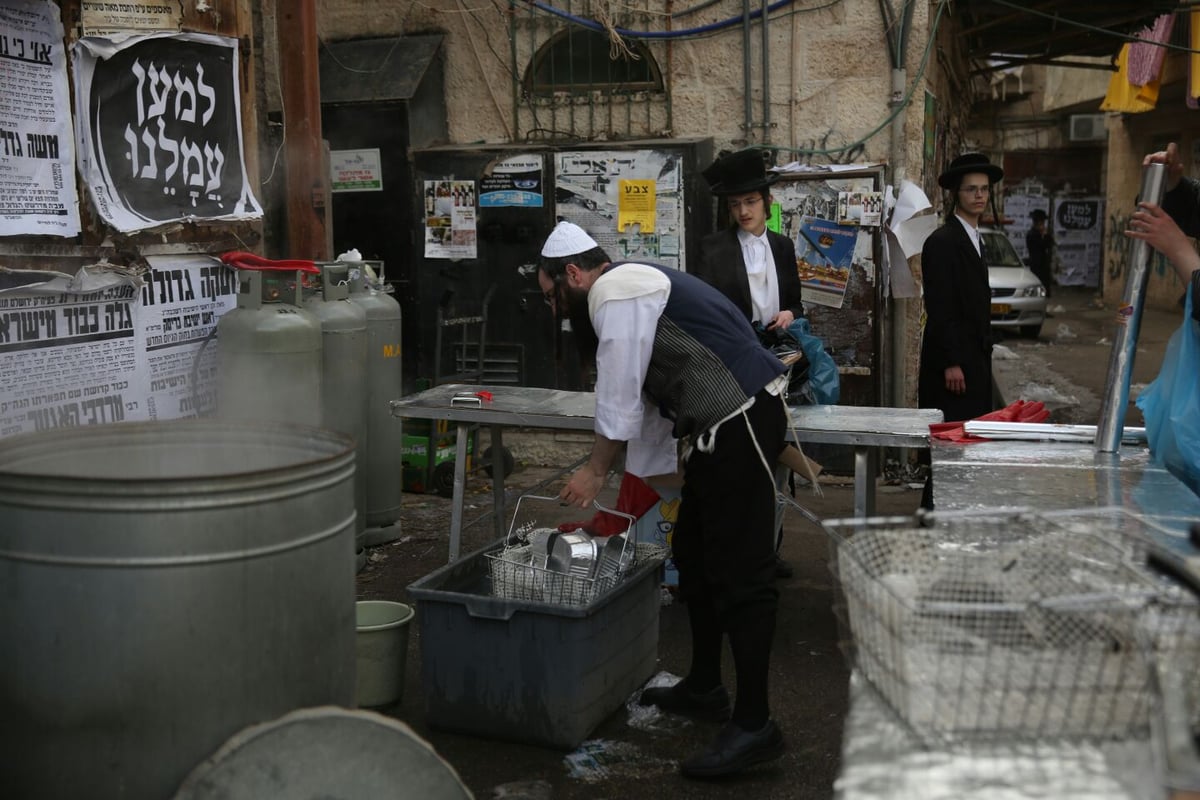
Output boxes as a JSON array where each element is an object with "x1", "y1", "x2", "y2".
[
  {"x1": 638, "y1": 682, "x2": 731, "y2": 723},
  {"x1": 680, "y1": 719, "x2": 785, "y2": 778},
  {"x1": 773, "y1": 555, "x2": 794, "y2": 579}
]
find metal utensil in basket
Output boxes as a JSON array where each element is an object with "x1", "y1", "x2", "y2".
[
  {"x1": 822, "y1": 509, "x2": 1199, "y2": 748},
  {"x1": 487, "y1": 494, "x2": 645, "y2": 606}
]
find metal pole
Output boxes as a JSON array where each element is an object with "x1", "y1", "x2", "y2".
[
  {"x1": 760, "y1": 0, "x2": 770, "y2": 144},
  {"x1": 1095, "y1": 162, "x2": 1167, "y2": 453},
  {"x1": 277, "y1": 0, "x2": 329, "y2": 260},
  {"x1": 742, "y1": 0, "x2": 752, "y2": 139}
]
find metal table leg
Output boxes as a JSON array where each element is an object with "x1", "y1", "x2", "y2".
[
  {"x1": 448, "y1": 422, "x2": 470, "y2": 563},
  {"x1": 853, "y1": 445, "x2": 878, "y2": 518},
  {"x1": 490, "y1": 424, "x2": 506, "y2": 541}
]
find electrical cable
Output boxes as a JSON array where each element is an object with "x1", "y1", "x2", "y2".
[
  {"x1": 526, "y1": 0, "x2": 797, "y2": 39},
  {"x1": 985, "y1": 0, "x2": 1200, "y2": 55},
  {"x1": 763, "y1": 0, "x2": 947, "y2": 160}
]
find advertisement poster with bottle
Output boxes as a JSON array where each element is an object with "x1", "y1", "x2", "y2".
[{"x1": 423, "y1": 179, "x2": 478, "y2": 259}]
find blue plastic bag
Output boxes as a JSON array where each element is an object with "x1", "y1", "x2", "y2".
[
  {"x1": 786, "y1": 318, "x2": 840, "y2": 405},
  {"x1": 1136, "y1": 290, "x2": 1200, "y2": 494}
]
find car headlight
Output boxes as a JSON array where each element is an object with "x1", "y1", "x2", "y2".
[{"x1": 1019, "y1": 285, "x2": 1046, "y2": 298}]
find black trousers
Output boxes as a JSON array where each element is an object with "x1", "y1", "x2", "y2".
[
  {"x1": 673, "y1": 388, "x2": 786, "y2": 627},
  {"x1": 672, "y1": 388, "x2": 786, "y2": 726}
]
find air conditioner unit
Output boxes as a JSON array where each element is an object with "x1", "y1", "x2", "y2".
[{"x1": 1069, "y1": 114, "x2": 1107, "y2": 142}]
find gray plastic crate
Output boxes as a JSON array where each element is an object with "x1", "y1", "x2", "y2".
[{"x1": 408, "y1": 539, "x2": 662, "y2": 750}]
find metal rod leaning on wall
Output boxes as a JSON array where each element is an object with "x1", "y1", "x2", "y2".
[{"x1": 1095, "y1": 162, "x2": 1167, "y2": 454}]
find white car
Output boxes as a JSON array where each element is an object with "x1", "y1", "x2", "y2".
[{"x1": 981, "y1": 228, "x2": 1047, "y2": 338}]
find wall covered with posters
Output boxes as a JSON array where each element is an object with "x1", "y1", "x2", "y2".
[
  {"x1": 0, "y1": 0, "x2": 260, "y2": 437},
  {"x1": 0, "y1": 0, "x2": 261, "y2": 254}
]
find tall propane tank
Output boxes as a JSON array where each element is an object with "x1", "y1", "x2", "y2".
[
  {"x1": 305, "y1": 263, "x2": 369, "y2": 556},
  {"x1": 346, "y1": 260, "x2": 404, "y2": 545},
  {"x1": 216, "y1": 269, "x2": 322, "y2": 426},
  {"x1": 0, "y1": 420, "x2": 357, "y2": 800}
]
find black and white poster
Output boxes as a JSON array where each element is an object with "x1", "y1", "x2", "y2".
[
  {"x1": 72, "y1": 32, "x2": 262, "y2": 232},
  {"x1": 0, "y1": 256, "x2": 236, "y2": 439},
  {"x1": 1052, "y1": 196, "x2": 1103, "y2": 287},
  {"x1": 0, "y1": 0, "x2": 81, "y2": 237},
  {"x1": 0, "y1": 267, "x2": 142, "y2": 437}
]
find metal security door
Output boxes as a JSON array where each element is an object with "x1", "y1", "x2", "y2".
[{"x1": 409, "y1": 145, "x2": 558, "y2": 391}]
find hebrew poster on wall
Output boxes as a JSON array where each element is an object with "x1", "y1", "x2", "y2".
[
  {"x1": 72, "y1": 32, "x2": 262, "y2": 232},
  {"x1": 554, "y1": 149, "x2": 685, "y2": 270},
  {"x1": 1052, "y1": 196, "x2": 1104, "y2": 287},
  {"x1": 0, "y1": 256, "x2": 235, "y2": 439},
  {"x1": 0, "y1": 0, "x2": 81, "y2": 237}
]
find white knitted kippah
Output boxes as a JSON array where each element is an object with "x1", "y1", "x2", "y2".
[{"x1": 541, "y1": 220, "x2": 598, "y2": 257}]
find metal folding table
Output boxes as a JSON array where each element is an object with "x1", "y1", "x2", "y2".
[{"x1": 391, "y1": 383, "x2": 941, "y2": 562}]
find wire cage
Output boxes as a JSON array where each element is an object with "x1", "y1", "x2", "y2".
[
  {"x1": 486, "y1": 493, "x2": 669, "y2": 607},
  {"x1": 822, "y1": 509, "x2": 1200, "y2": 748}
]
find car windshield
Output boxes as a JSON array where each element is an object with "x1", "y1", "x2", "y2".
[{"x1": 980, "y1": 231, "x2": 1024, "y2": 268}]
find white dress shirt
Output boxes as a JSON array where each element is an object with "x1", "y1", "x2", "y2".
[
  {"x1": 954, "y1": 213, "x2": 982, "y2": 257},
  {"x1": 737, "y1": 228, "x2": 780, "y2": 324},
  {"x1": 587, "y1": 264, "x2": 677, "y2": 477}
]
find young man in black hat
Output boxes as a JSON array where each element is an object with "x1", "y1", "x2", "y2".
[
  {"x1": 693, "y1": 149, "x2": 806, "y2": 334},
  {"x1": 1026, "y1": 208, "x2": 1054, "y2": 297},
  {"x1": 918, "y1": 153, "x2": 1002, "y2": 426},
  {"x1": 538, "y1": 220, "x2": 789, "y2": 779},
  {"x1": 693, "y1": 148, "x2": 806, "y2": 579}
]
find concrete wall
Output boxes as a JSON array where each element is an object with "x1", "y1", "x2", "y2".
[
  {"x1": 258, "y1": 0, "x2": 961, "y2": 409},
  {"x1": 261, "y1": 0, "x2": 942, "y2": 172}
]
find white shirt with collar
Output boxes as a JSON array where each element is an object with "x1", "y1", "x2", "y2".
[
  {"x1": 736, "y1": 228, "x2": 780, "y2": 324},
  {"x1": 953, "y1": 212, "x2": 982, "y2": 258}
]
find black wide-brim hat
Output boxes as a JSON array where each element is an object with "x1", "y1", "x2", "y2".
[
  {"x1": 937, "y1": 152, "x2": 1004, "y2": 190},
  {"x1": 702, "y1": 148, "x2": 780, "y2": 195}
]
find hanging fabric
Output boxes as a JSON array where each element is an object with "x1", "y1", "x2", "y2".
[
  {"x1": 1127, "y1": 13, "x2": 1175, "y2": 86},
  {"x1": 1101, "y1": 44, "x2": 1161, "y2": 113}
]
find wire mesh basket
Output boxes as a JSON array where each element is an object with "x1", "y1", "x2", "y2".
[
  {"x1": 823, "y1": 509, "x2": 1200, "y2": 747},
  {"x1": 486, "y1": 494, "x2": 669, "y2": 607}
]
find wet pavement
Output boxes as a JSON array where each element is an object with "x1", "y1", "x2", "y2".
[
  {"x1": 351, "y1": 283, "x2": 1184, "y2": 798},
  {"x1": 358, "y1": 469, "x2": 921, "y2": 799}
]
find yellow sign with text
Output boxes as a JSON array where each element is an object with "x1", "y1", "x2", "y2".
[{"x1": 617, "y1": 180, "x2": 656, "y2": 233}]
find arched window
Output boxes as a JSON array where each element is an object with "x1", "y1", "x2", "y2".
[{"x1": 524, "y1": 28, "x2": 662, "y2": 96}]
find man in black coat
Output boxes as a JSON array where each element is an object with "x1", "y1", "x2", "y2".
[
  {"x1": 692, "y1": 149, "x2": 806, "y2": 332},
  {"x1": 1026, "y1": 208, "x2": 1054, "y2": 297},
  {"x1": 918, "y1": 152, "x2": 1002, "y2": 424},
  {"x1": 692, "y1": 148, "x2": 806, "y2": 578}
]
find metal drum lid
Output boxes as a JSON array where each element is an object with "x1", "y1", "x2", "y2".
[{"x1": 173, "y1": 707, "x2": 472, "y2": 800}]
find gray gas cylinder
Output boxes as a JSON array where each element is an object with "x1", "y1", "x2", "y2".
[
  {"x1": 305, "y1": 264, "x2": 369, "y2": 551},
  {"x1": 346, "y1": 261, "x2": 404, "y2": 545},
  {"x1": 216, "y1": 269, "x2": 322, "y2": 427},
  {"x1": 0, "y1": 420, "x2": 357, "y2": 800}
]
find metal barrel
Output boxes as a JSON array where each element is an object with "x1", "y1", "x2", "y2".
[
  {"x1": 1096, "y1": 162, "x2": 1167, "y2": 453},
  {"x1": 346, "y1": 263, "x2": 404, "y2": 535},
  {"x1": 0, "y1": 420, "x2": 357, "y2": 800}
]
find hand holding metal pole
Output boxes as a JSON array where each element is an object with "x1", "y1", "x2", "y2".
[{"x1": 1095, "y1": 162, "x2": 1167, "y2": 453}]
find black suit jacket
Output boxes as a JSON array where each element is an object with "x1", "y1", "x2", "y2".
[
  {"x1": 692, "y1": 227, "x2": 805, "y2": 324},
  {"x1": 918, "y1": 217, "x2": 994, "y2": 422}
]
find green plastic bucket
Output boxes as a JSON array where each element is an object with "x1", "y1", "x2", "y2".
[{"x1": 356, "y1": 600, "x2": 416, "y2": 708}]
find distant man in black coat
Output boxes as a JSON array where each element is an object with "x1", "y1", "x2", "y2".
[
  {"x1": 692, "y1": 149, "x2": 806, "y2": 332},
  {"x1": 1026, "y1": 208, "x2": 1054, "y2": 297},
  {"x1": 919, "y1": 152, "x2": 1002, "y2": 424}
]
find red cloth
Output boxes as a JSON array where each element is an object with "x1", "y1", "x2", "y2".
[
  {"x1": 558, "y1": 472, "x2": 661, "y2": 537},
  {"x1": 929, "y1": 400, "x2": 1050, "y2": 443}
]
